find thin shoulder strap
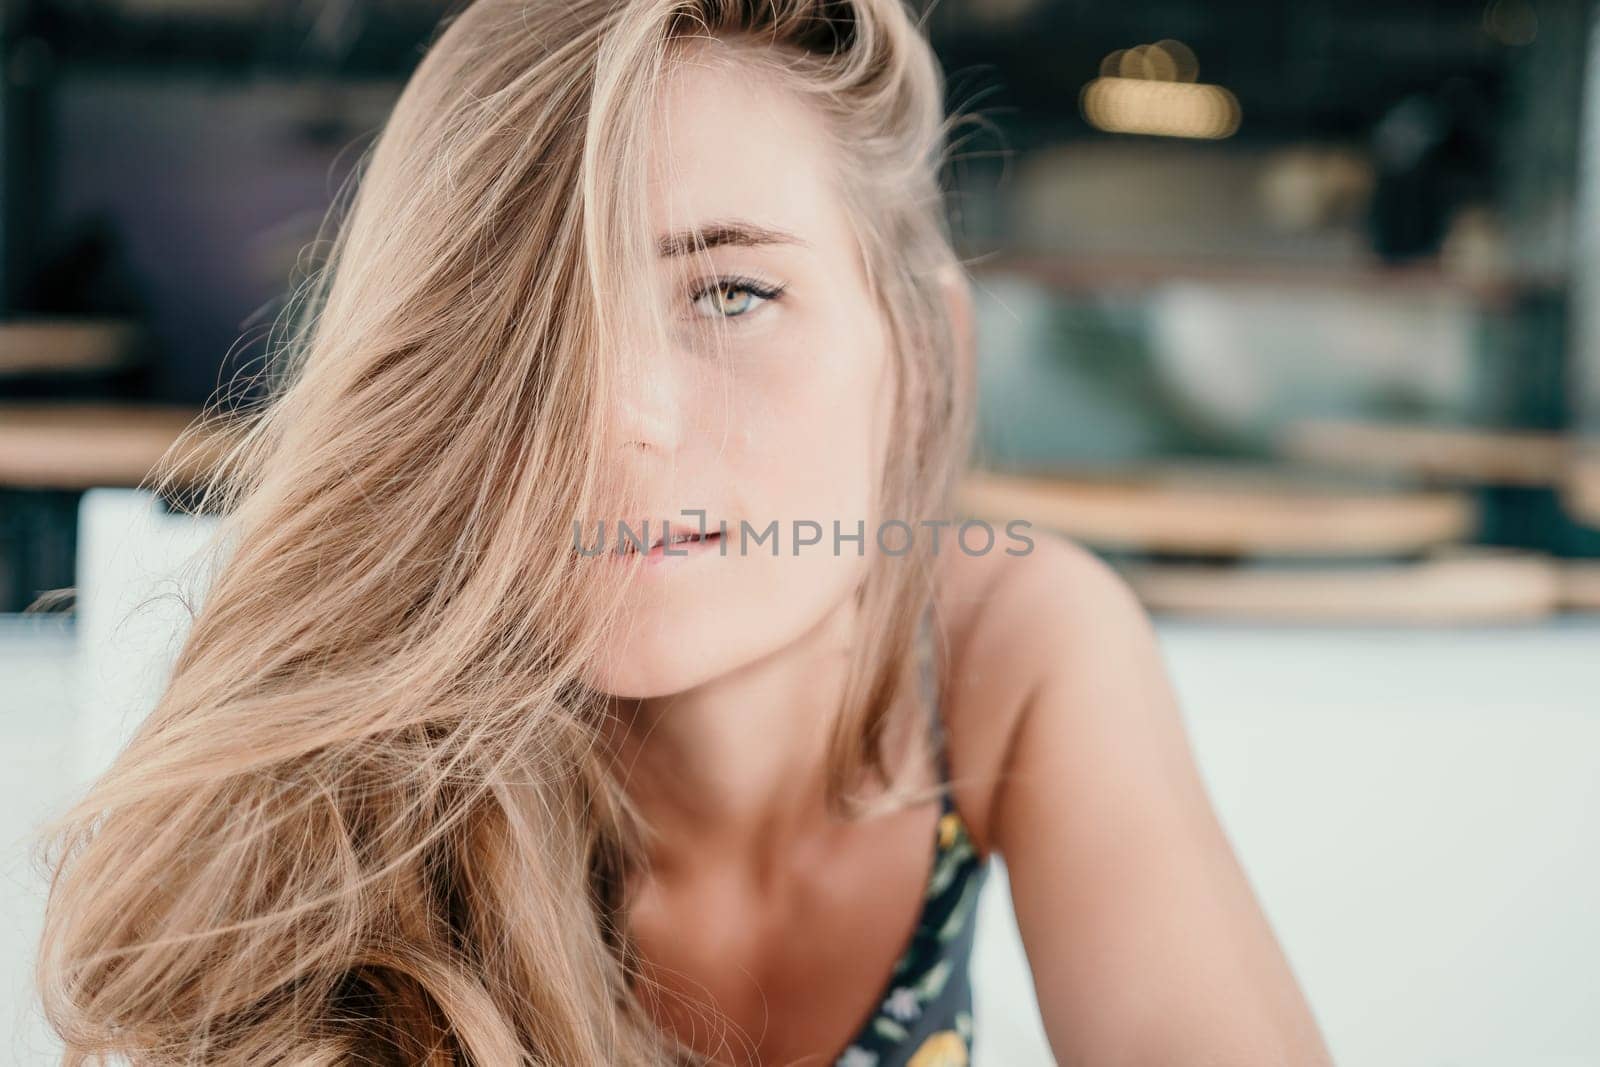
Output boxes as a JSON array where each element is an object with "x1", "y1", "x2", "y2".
[{"x1": 916, "y1": 607, "x2": 953, "y2": 794}]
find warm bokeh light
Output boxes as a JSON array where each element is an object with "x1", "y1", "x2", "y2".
[
  {"x1": 1084, "y1": 40, "x2": 1238, "y2": 139},
  {"x1": 1081, "y1": 76, "x2": 1241, "y2": 140}
]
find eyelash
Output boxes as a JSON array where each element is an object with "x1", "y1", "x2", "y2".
[{"x1": 687, "y1": 274, "x2": 788, "y2": 320}]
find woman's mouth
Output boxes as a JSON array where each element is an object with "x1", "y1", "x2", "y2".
[{"x1": 610, "y1": 527, "x2": 723, "y2": 564}]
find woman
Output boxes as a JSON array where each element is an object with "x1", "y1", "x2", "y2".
[{"x1": 34, "y1": 0, "x2": 1333, "y2": 1064}]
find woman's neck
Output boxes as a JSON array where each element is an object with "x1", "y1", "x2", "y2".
[{"x1": 600, "y1": 595, "x2": 901, "y2": 881}]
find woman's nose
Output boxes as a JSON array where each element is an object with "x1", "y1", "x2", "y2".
[{"x1": 609, "y1": 355, "x2": 684, "y2": 458}]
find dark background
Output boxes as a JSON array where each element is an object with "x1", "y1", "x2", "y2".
[{"x1": 3, "y1": 0, "x2": 1598, "y2": 614}]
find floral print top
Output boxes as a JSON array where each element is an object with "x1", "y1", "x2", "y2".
[{"x1": 832, "y1": 683, "x2": 992, "y2": 1067}]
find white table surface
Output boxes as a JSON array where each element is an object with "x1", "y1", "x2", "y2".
[{"x1": 5, "y1": 603, "x2": 1598, "y2": 1067}]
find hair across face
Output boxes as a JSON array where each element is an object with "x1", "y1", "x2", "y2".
[
  {"x1": 581, "y1": 44, "x2": 899, "y2": 697},
  {"x1": 576, "y1": 1, "x2": 977, "y2": 739}
]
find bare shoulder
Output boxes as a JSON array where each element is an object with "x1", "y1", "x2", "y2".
[
  {"x1": 929, "y1": 530, "x2": 1150, "y2": 858},
  {"x1": 931, "y1": 531, "x2": 1335, "y2": 1063}
]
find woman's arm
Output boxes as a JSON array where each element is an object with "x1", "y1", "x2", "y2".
[{"x1": 983, "y1": 537, "x2": 1334, "y2": 1066}]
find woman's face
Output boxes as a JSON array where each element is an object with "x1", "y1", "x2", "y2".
[{"x1": 583, "y1": 52, "x2": 896, "y2": 699}]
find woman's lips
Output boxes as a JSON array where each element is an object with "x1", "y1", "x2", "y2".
[{"x1": 610, "y1": 529, "x2": 723, "y2": 564}]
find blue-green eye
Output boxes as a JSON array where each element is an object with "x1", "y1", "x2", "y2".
[{"x1": 689, "y1": 275, "x2": 787, "y2": 320}]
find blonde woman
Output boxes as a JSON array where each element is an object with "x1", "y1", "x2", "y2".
[{"x1": 33, "y1": 0, "x2": 1332, "y2": 1064}]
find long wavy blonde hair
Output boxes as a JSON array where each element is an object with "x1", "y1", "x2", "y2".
[{"x1": 32, "y1": 0, "x2": 978, "y2": 1061}]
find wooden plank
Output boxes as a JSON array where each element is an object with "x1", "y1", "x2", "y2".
[
  {"x1": 0, "y1": 403, "x2": 241, "y2": 489},
  {"x1": 1279, "y1": 417, "x2": 1571, "y2": 487},
  {"x1": 1119, "y1": 548, "x2": 1562, "y2": 623},
  {"x1": 0, "y1": 319, "x2": 140, "y2": 376},
  {"x1": 958, "y1": 466, "x2": 1473, "y2": 557},
  {"x1": 1561, "y1": 562, "x2": 1600, "y2": 611},
  {"x1": 1566, "y1": 448, "x2": 1600, "y2": 528}
]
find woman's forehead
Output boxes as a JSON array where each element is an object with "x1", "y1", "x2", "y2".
[{"x1": 646, "y1": 54, "x2": 844, "y2": 259}]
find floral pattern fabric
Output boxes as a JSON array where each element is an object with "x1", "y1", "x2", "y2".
[{"x1": 832, "y1": 799, "x2": 993, "y2": 1067}]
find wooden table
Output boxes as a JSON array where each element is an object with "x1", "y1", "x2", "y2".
[
  {"x1": 1567, "y1": 447, "x2": 1600, "y2": 529},
  {"x1": 0, "y1": 403, "x2": 239, "y2": 489},
  {"x1": 958, "y1": 465, "x2": 1474, "y2": 558},
  {"x1": 1119, "y1": 547, "x2": 1567, "y2": 623},
  {"x1": 1278, "y1": 417, "x2": 1572, "y2": 487},
  {"x1": 953, "y1": 465, "x2": 1597, "y2": 622},
  {"x1": 0, "y1": 319, "x2": 140, "y2": 378}
]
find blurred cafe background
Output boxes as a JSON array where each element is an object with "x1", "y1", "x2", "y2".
[{"x1": 2, "y1": 2, "x2": 1598, "y2": 1066}]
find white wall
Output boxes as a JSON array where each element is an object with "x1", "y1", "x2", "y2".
[
  {"x1": 1159, "y1": 620, "x2": 1600, "y2": 1067},
  {"x1": 973, "y1": 619, "x2": 1600, "y2": 1067}
]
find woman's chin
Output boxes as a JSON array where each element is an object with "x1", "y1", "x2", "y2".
[
  {"x1": 585, "y1": 566, "x2": 864, "y2": 698},
  {"x1": 584, "y1": 640, "x2": 727, "y2": 700}
]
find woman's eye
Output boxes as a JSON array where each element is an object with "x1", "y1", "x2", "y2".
[{"x1": 689, "y1": 277, "x2": 785, "y2": 320}]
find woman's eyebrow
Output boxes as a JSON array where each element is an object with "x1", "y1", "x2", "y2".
[{"x1": 656, "y1": 219, "x2": 809, "y2": 257}]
